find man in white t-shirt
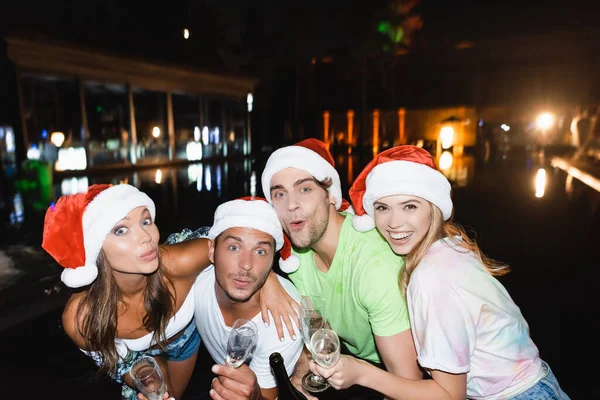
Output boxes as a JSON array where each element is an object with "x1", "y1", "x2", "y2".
[{"x1": 194, "y1": 197, "x2": 306, "y2": 400}]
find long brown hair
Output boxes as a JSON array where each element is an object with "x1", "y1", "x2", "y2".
[
  {"x1": 76, "y1": 250, "x2": 175, "y2": 376},
  {"x1": 399, "y1": 204, "x2": 509, "y2": 296}
]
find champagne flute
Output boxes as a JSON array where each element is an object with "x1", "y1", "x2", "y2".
[
  {"x1": 226, "y1": 318, "x2": 258, "y2": 368},
  {"x1": 129, "y1": 356, "x2": 167, "y2": 400},
  {"x1": 298, "y1": 295, "x2": 330, "y2": 393},
  {"x1": 310, "y1": 328, "x2": 341, "y2": 369}
]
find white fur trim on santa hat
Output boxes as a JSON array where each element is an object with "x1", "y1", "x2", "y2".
[
  {"x1": 261, "y1": 145, "x2": 342, "y2": 209},
  {"x1": 208, "y1": 199, "x2": 284, "y2": 250},
  {"x1": 351, "y1": 213, "x2": 376, "y2": 232},
  {"x1": 361, "y1": 160, "x2": 453, "y2": 222},
  {"x1": 61, "y1": 261, "x2": 99, "y2": 289},
  {"x1": 65, "y1": 184, "x2": 156, "y2": 288},
  {"x1": 279, "y1": 254, "x2": 300, "y2": 273}
]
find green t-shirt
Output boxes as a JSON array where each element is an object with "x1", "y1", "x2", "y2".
[{"x1": 289, "y1": 213, "x2": 410, "y2": 364}]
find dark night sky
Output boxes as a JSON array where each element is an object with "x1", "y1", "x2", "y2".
[{"x1": 1, "y1": 0, "x2": 599, "y2": 74}]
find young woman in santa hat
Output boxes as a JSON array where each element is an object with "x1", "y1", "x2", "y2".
[
  {"x1": 308, "y1": 146, "x2": 569, "y2": 400},
  {"x1": 42, "y1": 184, "x2": 297, "y2": 400}
]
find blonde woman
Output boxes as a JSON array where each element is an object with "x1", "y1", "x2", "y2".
[{"x1": 309, "y1": 146, "x2": 569, "y2": 400}]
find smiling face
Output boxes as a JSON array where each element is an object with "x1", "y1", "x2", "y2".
[
  {"x1": 373, "y1": 195, "x2": 433, "y2": 255},
  {"x1": 101, "y1": 206, "x2": 160, "y2": 275},
  {"x1": 269, "y1": 168, "x2": 334, "y2": 249},
  {"x1": 210, "y1": 227, "x2": 275, "y2": 303}
]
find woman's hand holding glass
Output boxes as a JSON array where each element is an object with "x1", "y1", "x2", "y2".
[
  {"x1": 308, "y1": 354, "x2": 365, "y2": 391},
  {"x1": 130, "y1": 356, "x2": 170, "y2": 400}
]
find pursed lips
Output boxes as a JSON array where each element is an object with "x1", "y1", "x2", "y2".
[{"x1": 138, "y1": 248, "x2": 158, "y2": 260}]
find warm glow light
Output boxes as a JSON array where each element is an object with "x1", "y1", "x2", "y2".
[
  {"x1": 183, "y1": 28, "x2": 190, "y2": 39},
  {"x1": 439, "y1": 151, "x2": 453, "y2": 171},
  {"x1": 194, "y1": 126, "x2": 201, "y2": 142},
  {"x1": 229, "y1": 131, "x2": 235, "y2": 142},
  {"x1": 440, "y1": 126, "x2": 454, "y2": 149},
  {"x1": 155, "y1": 169, "x2": 163, "y2": 184},
  {"x1": 535, "y1": 168, "x2": 546, "y2": 198},
  {"x1": 152, "y1": 126, "x2": 161, "y2": 138},
  {"x1": 501, "y1": 124, "x2": 510, "y2": 132},
  {"x1": 536, "y1": 113, "x2": 554, "y2": 131},
  {"x1": 51, "y1": 131, "x2": 65, "y2": 147}
]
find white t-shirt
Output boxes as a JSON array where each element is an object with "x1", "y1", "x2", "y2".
[
  {"x1": 194, "y1": 266, "x2": 303, "y2": 389},
  {"x1": 407, "y1": 238, "x2": 544, "y2": 400}
]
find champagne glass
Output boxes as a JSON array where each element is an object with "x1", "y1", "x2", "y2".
[
  {"x1": 310, "y1": 328, "x2": 341, "y2": 369},
  {"x1": 226, "y1": 318, "x2": 258, "y2": 368},
  {"x1": 299, "y1": 295, "x2": 330, "y2": 393},
  {"x1": 129, "y1": 356, "x2": 167, "y2": 400}
]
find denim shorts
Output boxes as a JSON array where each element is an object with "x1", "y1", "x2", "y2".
[{"x1": 510, "y1": 360, "x2": 570, "y2": 400}]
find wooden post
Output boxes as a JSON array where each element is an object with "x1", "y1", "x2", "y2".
[
  {"x1": 398, "y1": 107, "x2": 406, "y2": 145},
  {"x1": 323, "y1": 111, "x2": 330, "y2": 149},
  {"x1": 127, "y1": 84, "x2": 138, "y2": 164},
  {"x1": 372, "y1": 109, "x2": 380, "y2": 157},
  {"x1": 347, "y1": 110, "x2": 354, "y2": 154},
  {"x1": 78, "y1": 77, "x2": 91, "y2": 168},
  {"x1": 166, "y1": 91, "x2": 175, "y2": 160}
]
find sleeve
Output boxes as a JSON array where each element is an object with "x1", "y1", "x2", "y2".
[
  {"x1": 358, "y1": 254, "x2": 411, "y2": 337},
  {"x1": 408, "y1": 268, "x2": 475, "y2": 373}
]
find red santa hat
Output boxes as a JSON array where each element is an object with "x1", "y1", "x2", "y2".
[
  {"x1": 207, "y1": 196, "x2": 300, "y2": 273},
  {"x1": 42, "y1": 184, "x2": 156, "y2": 288},
  {"x1": 348, "y1": 146, "x2": 453, "y2": 232},
  {"x1": 261, "y1": 138, "x2": 352, "y2": 212}
]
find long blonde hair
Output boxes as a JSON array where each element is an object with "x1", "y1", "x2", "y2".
[
  {"x1": 399, "y1": 204, "x2": 509, "y2": 296},
  {"x1": 76, "y1": 250, "x2": 175, "y2": 376}
]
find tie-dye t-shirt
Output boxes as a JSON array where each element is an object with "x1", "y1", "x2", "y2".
[
  {"x1": 407, "y1": 237, "x2": 544, "y2": 400},
  {"x1": 289, "y1": 212, "x2": 410, "y2": 364}
]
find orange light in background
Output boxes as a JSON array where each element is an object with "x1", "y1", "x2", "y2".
[
  {"x1": 535, "y1": 168, "x2": 547, "y2": 198},
  {"x1": 348, "y1": 155, "x2": 354, "y2": 184},
  {"x1": 372, "y1": 109, "x2": 380, "y2": 157},
  {"x1": 398, "y1": 108, "x2": 406, "y2": 144},
  {"x1": 347, "y1": 110, "x2": 354, "y2": 154},
  {"x1": 50, "y1": 131, "x2": 65, "y2": 147},
  {"x1": 323, "y1": 111, "x2": 330, "y2": 149}
]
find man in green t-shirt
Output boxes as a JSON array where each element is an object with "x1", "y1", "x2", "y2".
[{"x1": 261, "y1": 138, "x2": 422, "y2": 386}]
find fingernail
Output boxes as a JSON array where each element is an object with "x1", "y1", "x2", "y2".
[
  {"x1": 211, "y1": 365, "x2": 219, "y2": 373},
  {"x1": 209, "y1": 389, "x2": 215, "y2": 396},
  {"x1": 292, "y1": 334, "x2": 297, "y2": 340},
  {"x1": 264, "y1": 321, "x2": 269, "y2": 328},
  {"x1": 280, "y1": 336, "x2": 285, "y2": 342}
]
